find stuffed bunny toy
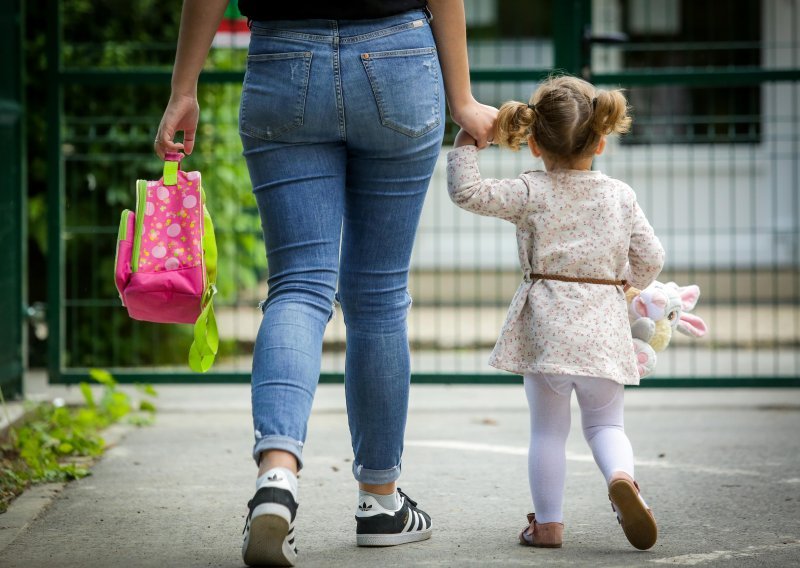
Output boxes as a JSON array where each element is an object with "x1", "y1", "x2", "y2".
[{"x1": 625, "y1": 281, "x2": 708, "y2": 378}]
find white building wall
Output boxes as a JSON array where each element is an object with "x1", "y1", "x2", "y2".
[{"x1": 414, "y1": 0, "x2": 798, "y2": 271}]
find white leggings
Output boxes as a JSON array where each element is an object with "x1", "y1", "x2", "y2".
[{"x1": 524, "y1": 374, "x2": 635, "y2": 524}]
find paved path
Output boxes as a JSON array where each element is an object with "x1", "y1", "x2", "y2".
[{"x1": 2, "y1": 384, "x2": 800, "y2": 567}]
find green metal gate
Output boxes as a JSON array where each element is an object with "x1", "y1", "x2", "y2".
[
  {"x1": 45, "y1": 0, "x2": 800, "y2": 386},
  {"x1": 0, "y1": 0, "x2": 25, "y2": 399}
]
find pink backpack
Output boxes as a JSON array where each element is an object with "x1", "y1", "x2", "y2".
[{"x1": 114, "y1": 153, "x2": 218, "y2": 372}]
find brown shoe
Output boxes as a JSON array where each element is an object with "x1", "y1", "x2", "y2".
[
  {"x1": 518, "y1": 513, "x2": 563, "y2": 548},
  {"x1": 608, "y1": 475, "x2": 657, "y2": 550}
]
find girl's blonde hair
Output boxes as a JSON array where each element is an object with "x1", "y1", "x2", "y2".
[{"x1": 495, "y1": 75, "x2": 631, "y2": 162}]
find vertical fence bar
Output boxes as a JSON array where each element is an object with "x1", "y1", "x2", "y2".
[
  {"x1": 794, "y1": 4, "x2": 800, "y2": 378},
  {"x1": 0, "y1": 0, "x2": 26, "y2": 398},
  {"x1": 46, "y1": 0, "x2": 63, "y2": 383},
  {"x1": 553, "y1": 0, "x2": 590, "y2": 76}
]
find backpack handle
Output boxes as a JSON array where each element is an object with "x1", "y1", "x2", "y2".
[{"x1": 163, "y1": 152, "x2": 182, "y2": 186}]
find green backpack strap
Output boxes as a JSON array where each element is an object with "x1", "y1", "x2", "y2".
[
  {"x1": 189, "y1": 188, "x2": 219, "y2": 373},
  {"x1": 163, "y1": 159, "x2": 179, "y2": 186}
]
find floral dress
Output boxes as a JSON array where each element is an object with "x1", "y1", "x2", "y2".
[{"x1": 446, "y1": 145, "x2": 665, "y2": 385}]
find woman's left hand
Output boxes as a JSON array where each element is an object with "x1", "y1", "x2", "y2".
[
  {"x1": 154, "y1": 93, "x2": 200, "y2": 159},
  {"x1": 451, "y1": 97, "x2": 498, "y2": 149}
]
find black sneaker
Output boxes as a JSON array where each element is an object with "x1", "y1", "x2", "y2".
[
  {"x1": 242, "y1": 475, "x2": 298, "y2": 567},
  {"x1": 355, "y1": 488, "x2": 433, "y2": 546}
]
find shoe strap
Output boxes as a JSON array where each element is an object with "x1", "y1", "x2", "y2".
[{"x1": 397, "y1": 488, "x2": 417, "y2": 508}]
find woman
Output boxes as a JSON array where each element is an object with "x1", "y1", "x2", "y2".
[{"x1": 154, "y1": 1, "x2": 496, "y2": 565}]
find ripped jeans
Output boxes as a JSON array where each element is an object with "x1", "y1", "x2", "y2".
[{"x1": 239, "y1": 10, "x2": 444, "y2": 484}]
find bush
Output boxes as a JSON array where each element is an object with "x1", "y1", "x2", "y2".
[{"x1": 27, "y1": 0, "x2": 266, "y2": 367}]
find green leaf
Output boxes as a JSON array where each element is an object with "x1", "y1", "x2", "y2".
[
  {"x1": 88, "y1": 369, "x2": 117, "y2": 388},
  {"x1": 128, "y1": 414, "x2": 155, "y2": 427},
  {"x1": 135, "y1": 384, "x2": 158, "y2": 398},
  {"x1": 79, "y1": 382, "x2": 96, "y2": 408}
]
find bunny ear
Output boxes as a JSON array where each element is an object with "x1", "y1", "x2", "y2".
[
  {"x1": 667, "y1": 283, "x2": 701, "y2": 311},
  {"x1": 676, "y1": 312, "x2": 708, "y2": 337},
  {"x1": 632, "y1": 296, "x2": 649, "y2": 318},
  {"x1": 681, "y1": 285, "x2": 701, "y2": 311}
]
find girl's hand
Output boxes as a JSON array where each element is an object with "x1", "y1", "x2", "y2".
[
  {"x1": 154, "y1": 93, "x2": 200, "y2": 159},
  {"x1": 451, "y1": 97, "x2": 498, "y2": 149},
  {"x1": 454, "y1": 128, "x2": 477, "y2": 148}
]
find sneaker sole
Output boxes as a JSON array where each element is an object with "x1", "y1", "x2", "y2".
[
  {"x1": 608, "y1": 479, "x2": 657, "y2": 550},
  {"x1": 242, "y1": 504, "x2": 297, "y2": 567},
  {"x1": 357, "y1": 527, "x2": 433, "y2": 547}
]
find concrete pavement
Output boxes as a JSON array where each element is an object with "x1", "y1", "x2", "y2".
[{"x1": 1, "y1": 383, "x2": 800, "y2": 567}]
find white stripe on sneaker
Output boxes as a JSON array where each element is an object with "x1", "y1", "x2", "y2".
[{"x1": 401, "y1": 508, "x2": 412, "y2": 532}]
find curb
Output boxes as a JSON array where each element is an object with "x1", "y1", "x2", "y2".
[
  {"x1": 0, "y1": 401, "x2": 29, "y2": 442},
  {"x1": 0, "y1": 483, "x2": 67, "y2": 554},
  {"x1": 0, "y1": 422, "x2": 131, "y2": 556}
]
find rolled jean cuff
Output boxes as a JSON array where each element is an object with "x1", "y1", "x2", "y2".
[
  {"x1": 252, "y1": 435, "x2": 305, "y2": 470},
  {"x1": 352, "y1": 461, "x2": 402, "y2": 484}
]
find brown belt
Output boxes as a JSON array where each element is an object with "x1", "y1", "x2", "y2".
[{"x1": 528, "y1": 273, "x2": 627, "y2": 286}]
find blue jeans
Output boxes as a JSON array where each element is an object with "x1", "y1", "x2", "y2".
[{"x1": 239, "y1": 10, "x2": 445, "y2": 484}]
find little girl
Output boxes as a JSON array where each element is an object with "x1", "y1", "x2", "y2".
[{"x1": 447, "y1": 75, "x2": 665, "y2": 551}]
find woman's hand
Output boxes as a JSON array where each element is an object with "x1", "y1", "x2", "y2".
[
  {"x1": 154, "y1": 93, "x2": 200, "y2": 159},
  {"x1": 426, "y1": 1, "x2": 498, "y2": 148},
  {"x1": 451, "y1": 97, "x2": 498, "y2": 149}
]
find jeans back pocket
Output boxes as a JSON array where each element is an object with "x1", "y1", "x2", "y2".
[
  {"x1": 361, "y1": 47, "x2": 441, "y2": 138},
  {"x1": 240, "y1": 51, "x2": 313, "y2": 141}
]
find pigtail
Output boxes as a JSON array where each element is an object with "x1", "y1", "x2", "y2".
[
  {"x1": 495, "y1": 101, "x2": 535, "y2": 151},
  {"x1": 591, "y1": 89, "x2": 632, "y2": 136},
  {"x1": 510, "y1": 75, "x2": 634, "y2": 164}
]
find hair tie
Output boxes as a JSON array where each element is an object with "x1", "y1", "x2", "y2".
[
  {"x1": 592, "y1": 97, "x2": 598, "y2": 110},
  {"x1": 527, "y1": 103, "x2": 536, "y2": 112}
]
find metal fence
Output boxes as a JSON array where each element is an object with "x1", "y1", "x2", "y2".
[
  {"x1": 1, "y1": 0, "x2": 25, "y2": 398},
  {"x1": 47, "y1": 0, "x2": 800, "y2": 386}
]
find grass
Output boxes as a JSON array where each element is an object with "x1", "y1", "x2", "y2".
[{"x1": 0, "y1": 369, "x2": 156, "y2": 513}]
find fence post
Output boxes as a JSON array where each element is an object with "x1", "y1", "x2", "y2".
[
  {"x1": 0, "y1": 0, "x2": 26, "y2": 398},
  {"x1": 552, "y1": 0, "x2": 591, "y2": 77},
  {"x1": 46, "y1": 0, "x2": 63, "y2": 384}
]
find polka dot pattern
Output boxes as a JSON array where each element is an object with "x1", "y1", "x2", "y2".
[{"x1": 137, "y1": 170, "x2": 203, "y2": 272}]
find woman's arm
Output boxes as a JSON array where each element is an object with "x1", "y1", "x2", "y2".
[
  {"x1": 428, "y1": 0, "x2": 497, "y2": 148},
  {"x1": 154, "y1": 0, "x2": 229, "y2": 158}
]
